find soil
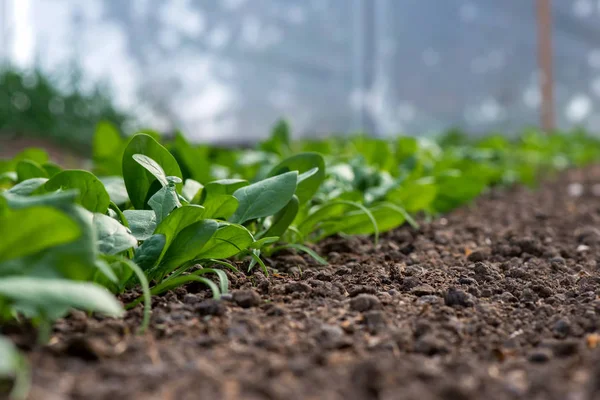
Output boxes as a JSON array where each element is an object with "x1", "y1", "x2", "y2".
[
  {"x1": 0, "y1": 136, "x2": 86, "y2": 168},
  {"x1": 6, "y1": 167, "x2": 600, "y2": 400}
]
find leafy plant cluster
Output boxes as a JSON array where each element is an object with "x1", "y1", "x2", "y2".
[{"x1": 1, "y1": 120, "x2": 600, "y2": 398}]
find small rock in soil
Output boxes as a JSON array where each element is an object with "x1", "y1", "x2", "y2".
[
  {"x1": 542, "y1": 339, "x2": 580, "y2": 357},
  {"x1": 232, "y1": 290, "x2": 261, "y2": 308},
  {"x1": 467, "y1": 249, "x2": 487, "y2": 262},
  {"x1": 417, "y1": 295, "x2": 442, "y2": 305},
  {"x1": 316, "y1": 324, "x2": 347, "y2": 349},
  {"x1": 363, "y1": 310, "x2": 386, "y2": 333},
  {"x1": 552, "y1": 318, "x2": 571, "y2": 338},
  {"x1": 348, "y1": 285, "x2": 378, "y2": 297},
  {"x1": 575, "y1": 226, "x2": 600, "y2": 245},
  {"x1": 314, "y1": 271, "x2": 332, "y2": 281},
  {"x1": 549, "y1": 256, "x2": 567, "y2": 272},
  {"x1": 458, "y1": 276, "x2": 477, "y2": 285},
  {"x1": 350, "y1": 294, "x2": 382, "y2": 312},
  {"x1": 61, "y1": 335, "x2": 124, "y2": 360},
  {"x1": 444, "y1": 287, "x2": 474, "y2": 308},
  {"x1": 499, "y1": 291, "x2": 519, "y2": 303},
  {"x1": 410, "y1": 284, "x2": 436, "y2": 296},
  {"x1": 153, "y1": 314, "x2": 171, "y2": 324},
  {"x1": 183, "y1": 293, "x2": 199, "y2": 304},
  {"x1": 196, "y1": 299, "x2": 226, "y2": 316},
  {"x1": 401, "y1": 276, "x2": 421, "y2": 291},
  {"x1": 517, "y1": 237, "x2": 542, "y2": 255},
  {"x1": 284, "y1": 282, "x2": 312, "y2": 294},
  {"x1": 528, "y1": 348, "x2": 553, "y2": 363},
  {"x1": 414, "y1": 333, "x2": 449, "y2": 355},
  {"x1": 264, "y1": 304, "x2": 286, "y2": 316}
]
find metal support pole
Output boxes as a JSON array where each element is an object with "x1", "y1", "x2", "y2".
[{"x1": 536, "y1": 0, "x2": 555, "y2": 133}]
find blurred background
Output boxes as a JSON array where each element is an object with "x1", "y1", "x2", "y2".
[{"x1": 1, "y1": 0, "x2": 599, "y2": 154}]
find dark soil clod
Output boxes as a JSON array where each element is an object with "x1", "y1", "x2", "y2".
[
  {"x1": 350, "y1": 294, "x2": 382, "y2": 312},
  {"x1": 232, "y1": 290, "x2": 261, "y2": 308}
]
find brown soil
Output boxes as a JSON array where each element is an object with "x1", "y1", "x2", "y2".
[
  {"x1": 6, "y1": 167, "x2": 600, "y2": 400},
  {"x1": 0, "y1": 136, "x2": 86, "y2": 168}
]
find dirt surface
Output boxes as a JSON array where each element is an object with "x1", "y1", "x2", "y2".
[
  {"x1": 6, "y1": 167, "x2": 600, "y2": 400},
  {"x1": 0, "y1": 136, "x2": 87, "y2": 168}
]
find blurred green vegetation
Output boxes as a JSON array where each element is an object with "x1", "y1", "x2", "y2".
[{"x1": 0, "y1": 66, "x2": 130, "y2": 154}]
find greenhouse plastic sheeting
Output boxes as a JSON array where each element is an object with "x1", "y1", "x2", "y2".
[{"x1": 2, "y1": 0, "x2": 600, "y2": 142}]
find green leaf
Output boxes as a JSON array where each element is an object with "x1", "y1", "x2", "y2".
[
  {"x1": 102, "y1": 256, "x2": 151, "y2": 334},
  {"x1": 0, "y1": 205, "x2": 102, "y2": 281},
  {"x1": 153, "y1": 205, "x2": 206, "y2": 262},
  {"x1": 42, "y1": 162, "x2": 62, "y2": 178},
  {"x1": 0, "y1": 278, "x2": 123, "y2": 320},
  {"x1": 157, "y1": 219, "x2": 219, "y2": 275},
  {"x1": 202, "y1": 194, "x2": 239, "y2": 220},
  {"x1": 0, "y1": 335, "x2": 20, "y2": 376},
  {"x1": 132, "y1": 154, "x2": 169, "y2": 187},
  {"x1": 122, "y1": 134, "x2": 182, "y2": 209},
  {"x1": 123, "y1": 210, "x2": 157, "y2": 241},
  {"x1": 0, "y1": 171, "x2": 17, "y2": 184},
  {"x1": 195, "y1": 222, "x2": 254, "y2": 259},
  {"x1": 16, "y1": 160, "x2": 47, "y2": 182},
  {"x1": 182, "y1": 179, "x2": 203, "y2": 202},
  {"x1": 0, "y1": 207, "x2": 81, "y2": 263},
  {"x1": 3, "y1": 190, "x2": 79, "y2": 209},
  {"x1": 133, "y1": 274, "x2": 220, "y2": 302},
  {"x1": 260, "y1": 119, "x2": 291, "y2": 156},
  {"x1": 43, "y1": 170, "x2": 110, "y2": 213},
  {"x1": 200, "y1": 179, "x2": 248, "y2": 202},
  {"x1": 230, "y1": 171, "x2": 298, "y2": 224},
  {"x1": 298, "y1": 200, "x2": 379, "y2": 244},
  {"x1": 0, "y1": 335, "x2": 28, "y2": 400},
  {"x1": 133, "y1": 234, "x2": 166, "y2": 271},
  {"x1": 93, "y1": 121, "x2": 124, "y2": 176},
  {"x1": 100, "y1": 176, "x2": 129, "y2": 206},
  {"x1": 199, "y1": 179, "x2": 247, "y2": 219},
  {"x1": 320, "y1": 203, "x2": 403, "y2": 237},
  {"x1": 93, "y1": 213, "x2": 138, "y2": 255},
  {"x1": 148, "y1": 184, "x2": 181, "y2": 223},
  {"x1": 268, "y1": 152, "x2": 325, "y2": 204},
  {"x1": 273, "y1": 243, "x2": 328, "y2": 265},
  {"x1": 262, "y1": 195, "x2": 299, "y2": 238},
  {"x1": 250, "y1": 236, "x2": 280, "y2": 249},
  {"x1": 172, "y1": 132, "x2": 211, "y2": 183},
  {"x1": 297, "y1": 201, "x2": 349, "y2": 236},
  {"x1": 6, "y1": 178, "x2": 48, "y2": 196},
  {"x1": 386, "y1": 177, "x2": 437, "y2": 213},
  {"x1": 12, "y1": 148, "x2": 48, "y2": 165}
]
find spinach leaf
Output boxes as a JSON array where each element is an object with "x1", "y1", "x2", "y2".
[
  {"x1": 123, "y1": 210, "x2": 157, "y2": 241},
  {"x1": 6, "y1": 178, "x2": 48, "y2": 196},
  {"x1": 268, "y1": 152, "x2": 325, "y2": 204},
  {"x1": 0, "y1": 278, "x2": 123, "y2": 320},
  {"x1": 148, "y1": 182, "x2": 181, "y2": 223},
  {"x1": 157, "y1": 219, "x2": 219, "y2": 275},
  {"x1": 43, "y1": 170, "x2": 110, "y2": 213},
  {"x1": 100, "y1": 176, "x2": 129, "y2": 206},
  {"x1": 195, "y1": 222, "x2": 254, "y2": 259},
  {"x1": 133, "y1": 234, "x2": 166, "y2": 271},
  {"x1": 261, "y1": 195, "x2": 299, "y2": 238},
  {"x1": 122, "y1": 134, "x2": 182, "y2": 209},
  {"x1": 93, "y1": 213, "x2": 138, "y2": 255},
  {"x1": 16, "y1": 160, "x2": 47, "y2": 182},
  {"x1": 0, "y1": 207, "x2": 81, "y2": 263},
  {"x1": 229, "y1": 171, "x2": 297, "y2": 224}
]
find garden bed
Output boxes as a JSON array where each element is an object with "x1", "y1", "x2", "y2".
[{"x1": 16, "y1": 165, "x2": 600, "y2": 400}]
